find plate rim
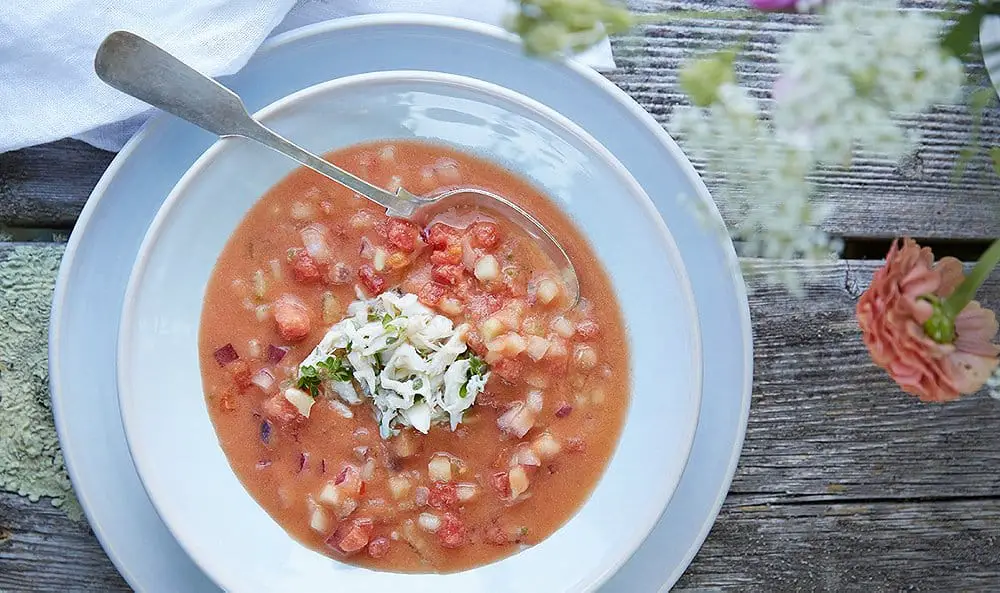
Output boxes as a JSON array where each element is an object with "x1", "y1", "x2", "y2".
[
  {"x1": 48, "y1": 13, "x2": 752, "y2": 592},
  {"x1": 116, "y1": 68, "x2": 704, "y2": 592}
]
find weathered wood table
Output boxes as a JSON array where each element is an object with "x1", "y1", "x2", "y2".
[{"x1": 3, "y1": 2, "x2": 1000, "y2": 590}]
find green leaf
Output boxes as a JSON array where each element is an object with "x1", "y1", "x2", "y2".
[
  {"x1": 941, "y1": 5, "x2": 989, "y2": 59},
  {"x1": 679, "y1": 48, "x2": 738, "y2": 108},
  {"x1": 315, "y1": 356, "x2": 353, "y2": 383},
  {"x1": 467, "y1": 355, "x2": 486, "y2": 376},
  {"x1": 990, "y1": 147, "x2": 1000, "y2": 177},
  {"x1": 296, "y1": 365, "x2": 322, "y2": 397}
]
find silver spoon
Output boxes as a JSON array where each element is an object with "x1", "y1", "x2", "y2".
[{"x1": 94, "y1": 30, "x2": 580, "y2": 305}]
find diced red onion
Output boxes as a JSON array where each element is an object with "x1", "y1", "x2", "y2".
[
  {"x1": 414, "y1": 486, "x2": 430, "y2": 506},
  {"x1": 301, "y1": 224, "x2": 332, "y2": 263},
  {"x1": 328, "y1": 262, "x2": 352, "y2": 285},
  {"x1": 213, "y1": 343, "x2": 239, "y2": 366},
  {"x1": 555, "y1": 403, "x2": 573, "y2": 418},
  {"x1": 359, "y1": 236, "x2": 374, "y2": 259},
  {"x1": 260, "y1": 420, "x2": 272, "y2": 444},
  {"x1": 461, "y1": 235, "x2": 477, "y2": 271},
  {"x1": 353, "y1": 446, "x2": 369, "y2": 459},
  {"x1": 266, "y1": 344, "x2": 288, "y2": 364},
  {"x1": 256, "y1": 460, "x2": 272, "y2": 469},
  {"x1": 250, "y1": 368, "x2": 276, "y2": 391}
]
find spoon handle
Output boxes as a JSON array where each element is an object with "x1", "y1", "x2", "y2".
[{"x1": 94, "y1": 31, "x2": 420, "y2": 215}]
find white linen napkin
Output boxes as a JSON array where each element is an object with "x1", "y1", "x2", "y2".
[{"x1": 0, "y1": 0, "x2": 615, "y2": 153}]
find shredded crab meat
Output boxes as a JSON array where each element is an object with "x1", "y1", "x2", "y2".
[{"x1": 298, "y1": 291, "x2": 490, "y2": 438}]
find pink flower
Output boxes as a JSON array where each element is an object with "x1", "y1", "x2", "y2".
[
  {"x1": 856, "y1": 238, "x2": 1000, "y2": 402},
  {"x1": 749, "y1": 0, "x2": 799, "y2": 11}
]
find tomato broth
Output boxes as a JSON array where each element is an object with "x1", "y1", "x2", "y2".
[{"x1": 199, "y1": 140, "x2": 629, "y2": 572}]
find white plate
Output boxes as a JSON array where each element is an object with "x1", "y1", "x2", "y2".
[
  {"x1": 981, "y1": 16, "x2": 1000, "y2": 97},
  {"x1": 120, "y1": 70, "x2": 701, "y2": 592},
  {"x1": 50, "y1": 15, "x2": 752, "y2": 592}
]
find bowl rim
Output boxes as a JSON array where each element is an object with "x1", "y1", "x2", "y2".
[{"x1": 116, "y1": 69, "x2": 703, "y2": 591}]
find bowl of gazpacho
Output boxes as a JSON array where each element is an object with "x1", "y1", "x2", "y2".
[{"x1": 117, "y1": 71, "x2": 702, "y2": 592}]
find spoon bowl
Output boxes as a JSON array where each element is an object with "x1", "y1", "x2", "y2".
[{"x1": 94, "y1": 30, "x2": 580, "y2": 305}]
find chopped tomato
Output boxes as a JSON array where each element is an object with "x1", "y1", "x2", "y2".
[
  {"x1": 418, "y1": 281, "x2": 448, "y2": 306},
  {"x1": 431, "y1": 264, "x2": 464, "y2": 286},
  {"x1": 424, "y1": 223, "x2": 459, "y2": 249},
  {"x1": 465, "y1": 330, "x2": 486, "y2": 357},
  {"x1": 464, "y1": 293, "x2": 503, "y2": 320},
  {"x1": 436, "y1": 513, "x2": 467, "y2": 548},
  {"x1": 468, "y1": 221, "x2": 501, "y2": 249},
  {"x1": 428, "y1": 481, "x2": 459, "y2": 510},
  {"x1": 358, "y1": 264, "x2": 386, "y2": 294},
  {"x1": 430, "y1": 242, "x2": 463, "y2": 265},
  {"x1": 576, "y1": 319, "x2": 600, "y2": 340},
  {"x1": 367, "y1": 536, "x2": 390, "y2": 559},
  {"x1": 489, "y1": 471, "x2": 511, "y2": 497},
  {"x1": 217, "y1": 385, "x2": 236, "y2": 412},
  {"x1": 262, "y1": 393, "x2": 303, "y2": 428},
  {"x1": 491, "y1": 358, "x2": 523, "y2": 383},
  {"x1": 228, "y1": 360, "x2": 253, "y2": 391},
  {"x1": 273, "y1": 295, "x2": 310, "y2": 342},
  {"x1": 327, "y1": 517, "x2": 373, "y2": 555},
  {"x1": 291, "y1": 251, "x2": 322, "y2": 283},
  {"x1": 565, "y1": 437, "x2": 587, "y2": 453},
  {"x1": 386, "y1": 218, "x2": 419, "y2": 253}
]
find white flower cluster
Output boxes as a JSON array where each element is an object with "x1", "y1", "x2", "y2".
[
  {"x1": 775, "y1": 0, "x2": 964, "y2": 163},
  {"x1": 670, "y1": 85, "x2": 841, "y2": 292},
  {"x1": 669, "y1": 0, "x2": 963, "y2": 291}
]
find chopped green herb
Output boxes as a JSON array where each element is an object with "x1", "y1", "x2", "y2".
[
  {"x1": 468, "y1": 355, "x2": 486, "y2": 376},
  {"x1": 459, "y1": 382, "x2": 469, "y2": 398},
  {"x1": 381, "y1": 313, "x2": 393, "y2": 326},
  {"x1": 517, "y1": 526, "x2": 529, "y2": 537},
  {"x1": 296, "y1": 365, "x2": 322, "y2": 397},
  {"x1": 367, "y1": 311, "x2": 379, "y2": 322},
  {"x1": 316, "y1": 356, "x2": 353, "y2": 382},
  {"x1": 412, "y1": 377, "x2": 423, "y2": 390},
  {"x1": 386, "y1": 336, "x2": 398, "y2": 345},
  {"x1": 297, "y1": 355, "x2": 352, "y2": 395}
]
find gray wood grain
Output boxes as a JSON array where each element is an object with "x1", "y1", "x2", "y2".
[
  {"x1": 2, "y1": 1, "x2": 999, "y2": 240},
  {"x1": 614, "y1": 0, "x2": 1000, "y2": 242},
  {"x1": 677, "y1": 498, "x2": 1000, "y2": 591},
  {"x1": 0, "y1": 493, "x2": 129, "y2": 593},
  {"x1": 3, "y1": 244, "x2": 1000, "y2": 591},
  {"x1": 0, "y1": 140, "x2": 114, "y2": 229}
]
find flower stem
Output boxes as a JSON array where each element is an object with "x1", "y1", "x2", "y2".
[{"x1": 942, "y1": 237, "x2": 1000, "y2": 319}]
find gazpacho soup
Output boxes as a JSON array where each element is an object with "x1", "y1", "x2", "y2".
[{"x1": 199, "y1": 140, "x2": 629, "y2": 572}]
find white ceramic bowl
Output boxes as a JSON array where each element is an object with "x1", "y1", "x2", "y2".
[{"x1": 118, "y1": 70, "x2": 702, "y2": 593}]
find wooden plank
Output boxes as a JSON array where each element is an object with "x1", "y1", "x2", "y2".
[
  {"x1": 735, "y1": 258, "x2": 1000, "y2": 500},
  {"x1": 677, "y1": 498, "x2": 1000, "y2": 591},
  {"x1": 612, "y1": 0, "x2": 1000, "y2": 241},
  {"x1": 0, "y1": 492, "x2": 128, "y2": 592},
  {"x1": 3, "y1": 1, "x2": 999, "y2": 241},
  {"x1": 0, "y1": 140, "x2": 114, "y2": 229}
]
